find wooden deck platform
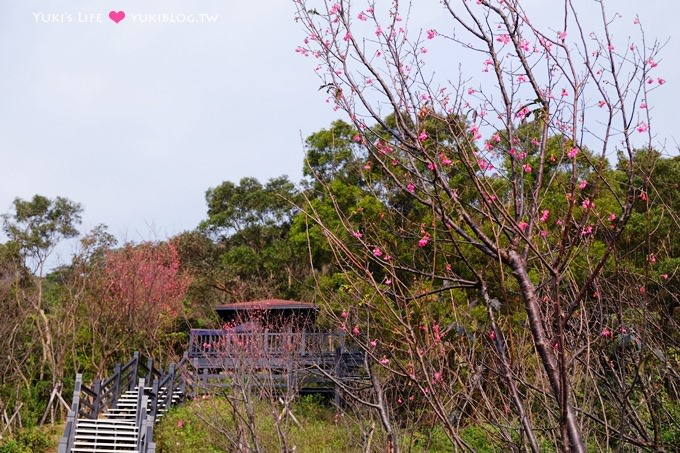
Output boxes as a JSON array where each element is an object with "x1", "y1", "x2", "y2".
[{"x1": 186, "y1": 329, "x2": 366, "y2": 391}]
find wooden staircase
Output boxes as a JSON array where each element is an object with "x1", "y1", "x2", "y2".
[
  {"x1": 68, "y1": 386, "x2": 183, "y2": 453},
  {"x1": 58, "y1": 354, "x2": 190, "y2": 453}
]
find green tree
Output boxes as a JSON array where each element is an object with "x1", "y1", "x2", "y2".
[
  {"x1": 200, "y1": 176, "x2": 308, "y2": 301},
  {"x1": 0, "y1": 195, "x2": 82, "y2": 424}
]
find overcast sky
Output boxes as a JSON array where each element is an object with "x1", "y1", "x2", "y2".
[{"x1": 1, "y1": 1, "x2": 677, "y2": 267}]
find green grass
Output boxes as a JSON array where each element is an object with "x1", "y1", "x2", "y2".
[
  {"x1": 155, "y1": 394, "x2": 365, "y2": 452},
  {"x1": 155, "y1": 393, "x2": 519, "y2": 452}
]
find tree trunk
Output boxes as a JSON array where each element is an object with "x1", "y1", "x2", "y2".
[{"x1": 507, "y1": 250, "x2": 585, "y2": 452}]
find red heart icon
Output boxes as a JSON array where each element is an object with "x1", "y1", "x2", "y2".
[{"x1": 109, "y1": 10, "x2": 125, "y2": 24}]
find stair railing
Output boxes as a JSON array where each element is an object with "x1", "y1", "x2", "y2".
[
  {"x1": 149, "y1": 353, "x2": 195, "y2": 421},
  {"x1": 135, "y1": 378, "x2": 157, "y2": 453},
  {"x1": 62, "y1": 352, "x2": 163, "y2": 422},
  {"x1": 138, "y1": 417, "x2": 157, "y2": 453},
  {"x1": 56, "y1": 374, "x2": 83, "y2": 453}
]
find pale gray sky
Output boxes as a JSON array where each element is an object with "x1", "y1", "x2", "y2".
[{"x1": 0, "y1": 1, "x2": 677, "y2": 267}]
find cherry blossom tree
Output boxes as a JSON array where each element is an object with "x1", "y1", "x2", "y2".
[
  {"x1": 83, "y1": 240, "x2": 192, "y2": 375},
  {"x1": 293, "y1": 1, "x2": 673, "y2": 450}
]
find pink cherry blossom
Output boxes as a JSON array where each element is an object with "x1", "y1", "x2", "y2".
[
  {"x1": 558, "y1": 30, "x2": 567, "y2": 41},
  {"x1": 418, "y1": 235, "x2": 430, "y2": 247},
  {"x1": 661, "y1": 274, "x2": 669, "y2": 280},
  {"x1": 496, "y1": 34, "x2": 510, "y2": 45},
  {"x1": 357, "y1": 11, "x2": 367, "y2": 21},
  {"x1": 540, "y1": 209, "x2": 550, "y2": 222},
  {"x1": 581, "y1": 199, "x2": 594, "y2": 210},
  {"x1": 579, "y1": 179, "x2": 588, "y2": 190},
  {"x1": 658, "y1": 78, "x2": 666, "y2": 85},
  {"x1": 482, "y1": 58, "x2": 493, "y2": 72},
  {"x1": 434, "y1": 371, "x2": 443, "y2": 382},
  {"x1": 598, "y1": 100, "x2": 606, "y2": 108},
  {"x1": 567, "y1": 147, "x2": 579, "y2": 159},
  {"x1": 379, "y1": 356, "x2": 390, "y2": 366},
  {"x1": 407, "y1": 183, "x2": 415, "y2": 193},
  {"x1": 601, "y1": 327, "x2": 613, "y2": 338},
  {"x1": 433, "y1": 324, "x2": 441, "y2": 342},
  {"x1": 478, "y1": 159, "x2": 493, "y2": 171},
  {"x1": 352, "y1": 230, "x2": 363, "y2": 239},
  {"x1": 369, "y1": 339, "x2": 378, "y2": 347},
  {"x1": 352, "y1": 325, "x2": 361, "y2": 336},
  {"x1": 372, "y1": 247, "x2": 383, "y2": 257},
  {"x1": 522, "y1": 163, "x2": 532, "y2": 173},
  {"x1": 636, "y1": 122, "x2": 648, "y2": 133},
  {"x1": 426, "y1": 29, "x2": 437, "y2": 39},
  {"x1": 341, "y1": 310, "x2": 348, "y2": 319},
  {"x1": 468, "y1": 125, "x2": 482, "y2": 140},
  {"x1": 515, "y1": 106, "x2": 530, "y2": 120},
  {"x1": 418, "y1": 131, "x2": 428, "y2": 142},
  {"x1": 561, "y1": 88, "x2": 569, "y2": 97},
  {"x1": 517, "y1": 221, "x2": 528, "y2": 232}
]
